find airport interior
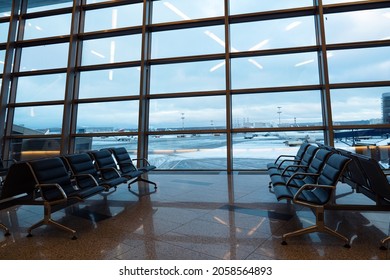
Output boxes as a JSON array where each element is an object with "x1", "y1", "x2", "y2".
[{"x1": 0, "y1": 0, "x2": 390, "y2": 260}]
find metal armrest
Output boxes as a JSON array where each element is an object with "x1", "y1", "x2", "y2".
[
  {"x1": 132, "y1": 158, "x2": 152, "y2": 167},
  {"x1": 98, "y1": 167, "x2": 121, "y2": 176},
  {"x1": 285, "y1": 172, "x2": 319, "y2": 188},
  {"x1": 293, "y1": 184, "x2": 336, "y2": 208},
  {"x1": 274, "y1": 154, "x2": 295, "y2": 164},
  {"x1": 36, "y1": 183, "x2": 68, "y2": 204},
  {"x1": 277, "y1": 159, "x2": 300, "y2": 169},
  {"x1": 73, "y1": 173, "x2": 99, "y2": 186},
  {"x1": 281, "y1": 164, "x2": 307, "y2": 176}
]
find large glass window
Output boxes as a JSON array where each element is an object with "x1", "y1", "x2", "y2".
[
  {"x1": 150, "y1": 60, "x2": 226, "y2": 94},
  {"x1": 23, "y1": 14, "x2": 71, "y2": 40},
  {"x1": 151, "y1": 25, "x2": 225, "y2": 59},
  {"x1": 230, "y1": 16, "x2": 316, "y2": 52},
  {"x1": 81, "y1": 35, "x2": 142, "y2": 66},
  {"x1": 76, "y1": 101, "x2": 139, "y2": 132},
  {"x1": 19, "y1": 43, "x2": 69, "y2": 71},
  {"x1": 15, "y1": 74, "x2": 66, "y2": 102},
  {"x1": 231, "y1": 52, "x2": 319, "y2": 89},
  {"x1": 325, "y1": 8, "x2": 390, "y2": 44},
  {"x1": 0, "y1": 50, "x2": 5, "y2": 73},
  {"x1": 327, "y1": 47, "x2": 390, "y2": 84},
  {"x1": 229, "y1": 0, "x2": 313, "y2": 15},
  {"x1": 148, "y1": 133, "x2": 227, "y2": 170},
  {"x1": 84, "y1": 3, "x2": 143, "y2": 32},
  {"x1": 12, "y1": 105, "x2": 64, "y2": 135},
  {"x1": 152, "y1": 0, "x2": 224, "y2": 24},
  {"x1": 149, "y1": 96, "x2": 226, "y2": 131},
  {"x1": 232, "y1": 130, "x2": 324, "y2": 169},
  {"x1": 79, "y1": 68, "x2": 140, "y2": 98},
  {"x1": 331, "y1": 87, "x2": 390, "y2": 125},
  {"x1": 232, "y1": 91, "x2": 323, "y2": 128}
]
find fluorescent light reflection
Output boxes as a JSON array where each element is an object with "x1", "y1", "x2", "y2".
[
  {"x1": 295, "y1": 59, "x2": 314, "y2": 67},
  {"x1": 285, "y1": 21, "x2": 302, "y2": 31},
  {"x1": 210, "y1": 61, "x2": 225, "y2": 72},
  {"x1": 163, "y1": 1, "x2": 191, "y2": 20},
  {"x1": 248, "y1": 39, "x2": 270, "y2": 51},
  {"x1": 248, "y1": 58, "x2": 263, "y2": 69},
  {"x1": 91, "y1": 50, "x2": 105, "y2": 58}
]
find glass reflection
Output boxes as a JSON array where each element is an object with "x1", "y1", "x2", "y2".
[
  {"x1": 232, "y1": 91, "x2": 322, "y2": 128},
  {"x1": 152, "y1": 25, "x2": 225, "y2": 59},
  {"x1": 20, "y1": 43, "x2": 69, "y2": 71},
  {"x1": 327, "y1": 47, "x2": 390, "y2": 84},
  {"x1": 23, "y1": 14, "x2": 71, "y2": 40},
  {"x1": 149, "y1": 96, "x2": 226, "y2": 130},
  {"x1": 229, "y1": 0, "x2": 313, "y2": 15},
  {"x1": 12, "y1": 105, "x2": 64, "y2": 134},
  {"x1": 233, "y1": 131, "x2": 324, "y2": 169},
  {"x1": 0, "y1": 22, "x2": 9, "y2": 42},
  {"x1": 76, "y1": 101, "x2": 139, "y2": 132},
  {"x1": 148, "y1": 133, "x2": 227, "y2": 170},
  {"x1": 27, "y1": 0, "x2": 72, "y2": 13},
  {"x1": 150, "y1": 60, "x2": 226, "y2": 94},
  {"x1": 79, "y1": 68, "x2": 140, "y2": 98},
  {"x1": 152, "y1": 0, "x2": 224, "y2": 24},
  {"x1": 81, "y1": 35, "x2": 142, "y2": 66},
  {"x1": 231, "y1": 52, "x2": 319, "y2": 89},
  {"x1": 331, "y1": 87, "x2": 390, "y2": 125},
  {"x1": 84, "y1": 4, "x2": 143, "y2": 32},
  {"x1": 16, "y1": 74, "x2": 66, "y2": 102},
  {"x1": 325, "y1": 8, "x2": 390, "y2": 44}
]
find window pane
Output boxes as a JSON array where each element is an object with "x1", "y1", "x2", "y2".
[
  {"x1": 150, "y1": 60, "x2": 226, "y2": 94},
  {"x1": 233, "y1": 131, "x2": 324, "y2": 169},
  {"x1": 231, "y1": 52, "x2": 319, "y2": 89},
  {"x1": 232, "y1": 91, "x2": 323, "y2": 128},
  {"x1": 27, "y1": 0, "x2": 72, "y2": 13},
  {"x1": 79, "y1": 68, "x2": 140, "y2": 98},
  {"x1": 327, "y1": 47, "x2": 390, "y2": 84},
  {"x1": 229, "y1": 0, "x2": 313, "y2": 15},
  {"x1": 23, "y1": 14, "x2": 71, "y2": 40},
  {"x1": 81, "y1": 35, "x2": 142, "y2": 66},
  {"x1": 0, "y1": 22, "x2": 9, "y2": 42},
  {"x1": 80, "y1": 136, "x2": 137, "y2": 153},
  {"x1": 9, "y1": 138, "x2": 61, "y2": 162},
  {"x1": 0, "y1": 2, "x2": 12, "y2": 16},
  {"x1": 12, "y1": 105, "x2": 64, "y2": 134},
  {"x1": 84, "y1": 4, "x2": 143, "y2": 32},
  {"x1": 152, "y1": 0, "x2": 224, "y2": 24},
  {"x1": 323, "y1": 0, "x2": 369, "y2": 4},
  {"x1": 325, "y1": 8, "x2": 390, "y2": 44},
  {"x1": 230, "y1": 16, "x2": 316, "y2": 52},
  {"x1": 20, "y1": 43, "x2": 69, "y2": 71},
  {"x1": 331, "y1": 87, "x2": 390, "y2": 125},
  {"x1": 0, "y1": 50, "x2": 4, "y2": 74},
  {"x1": 76, "y1": 101, "x2": 139, "y2": 132},
  {"x1": 333, "y1": 128, "x2": 390, "y2": 167},
  {"x1": 16, "y1": 74, "x2": 66, "y2": 102},
  {"x1": 149, "y1": 96, "x2": 226, "y2": 130},
  {"x1": 150, "y1": 60, "x2": 225, "y2": 93},
  {"x1": 151, "y1": 25, "x2": 225, "y2": 59},
  {"x1": 148, "y1": 134, "x2": 227, "y2": 169}
]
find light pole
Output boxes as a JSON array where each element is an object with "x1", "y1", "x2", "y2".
[{"x1": 277, "y1": 107, "x2": 282, "y2": 126}]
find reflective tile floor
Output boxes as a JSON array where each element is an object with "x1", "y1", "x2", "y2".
[{"x1": 0, "y1": 172, "x2": 389, "y2": 260}]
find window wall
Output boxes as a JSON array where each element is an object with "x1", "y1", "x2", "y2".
[{"x1": 1, "y1": 0, "x2": 390, "y2": 171}]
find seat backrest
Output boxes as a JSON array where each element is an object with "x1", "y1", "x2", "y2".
[
  {"x1": 0, "y1": 161, "x2": 36, "y2": 199},
  {"x1": 295, "y1": 143, "x2": 311, "y2": 161},
  {"x1": 110, "y1": 147, "x2": 138, "y2": 173},
  {"x1": 354, "y1": 154, "x2": 390, "y2": 201},
  {"x1": 299, "y1": 145, "x2": 319, "y2": 167},
  {"x1": 63, "y1": 153, "x2": 99, "y2": 188},
  {"x1": 306, "y1": 148, "x2": 333, "y2": 175},
  {"x1": 89, "y1": 149, "x2": 120, "y2": 180},
  {"x1": 28, "y1": 157, "x2": 75, "y2": 201}
]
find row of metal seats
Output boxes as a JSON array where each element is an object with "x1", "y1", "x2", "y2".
[
  {"x1": 267, "y1": 142, "x2": 390, "y2": 249},
  {"x1": 0, "y1": 147, "x2": 157, "y2": 239},
  {"x1": 267, "y1": 143, "x2": 352, "y2": 247}
]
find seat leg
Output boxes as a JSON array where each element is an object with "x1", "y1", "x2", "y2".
[
  {"x1": 127, "y1": 177, "x2": 157, "y2": 197},
  {"x1": 282, "y1": 207, "x2": 349, "y2": 247},
  {"x1": 0, "y1": 223, "x2": 10, "y2": 236},
  {"x1": 27, "y1": 203, "x2": 77, "y2": 240}
]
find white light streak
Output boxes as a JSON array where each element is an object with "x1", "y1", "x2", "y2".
[
  {"x1": 91, "y1": 50, "x2": 105, "y2": 58},
  {"x1": 294, "y1": 59, "x2": 314, "y2": 67},
  {"x1": 163, "y1": 2, "x2": 191, "y2": 20},
  {"x1": 248, "y1": 58, "x2": 263, "y2": 69},
  {"x1": 285, "y1": 21, "x2": 302, "y2": 31},
  {"x1": 248, "y1": 39, "x2": 270, "y2": 51},
  {"x1": 210, "y1": 61, "x2": 225, "y2": 72},
  {"x1": 112, "y1": 9, "x2": 118, "y2": 29}
]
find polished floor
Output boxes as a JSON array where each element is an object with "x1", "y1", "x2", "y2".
[{"x1": 0, "y1": 172, "x2": 389, "y2": 260}]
